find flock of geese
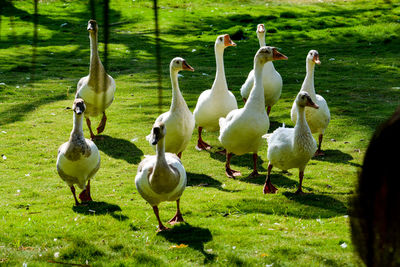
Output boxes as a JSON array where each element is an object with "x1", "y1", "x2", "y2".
[{"x1": 56, "y1": 20, "x2": 331, "y2": 231}]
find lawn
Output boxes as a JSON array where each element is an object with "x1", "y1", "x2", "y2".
[{"x1": 0, "y1": 0, "x2": 399, "y2": 265}]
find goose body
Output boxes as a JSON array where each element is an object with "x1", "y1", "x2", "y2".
[
  {"x1": 146, "y1": 58, "x2": 195, "y2": 158},
  {"x1": 291, "y1": 50, "x2": 330, "y2": 156},
  {"x1": 240, "y1": 24, "x2": 283, "y2": 115},
  {"x1": 219, "y1": 46, "x2": 287, "y2": 178},
  {"x1": 264, "y1": 92, "x2": 318, "y2": 194},
  {"x1": 136, "y1": 122, "x2": 187, "y2": 231},
  {"x1": 193, "y1": 34, "x2": 238, "y2": 150},
  {"x1": 57, "y1": 99, "x2": 101, "y2": 205},
  {"x1": 76, "y1": 20, "x2": 116, "y2": 139}
]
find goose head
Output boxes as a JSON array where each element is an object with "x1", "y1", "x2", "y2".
[
  {"x1": 87, "y1": 19, "x2": 98, "y2": 34},
  {"x1": 256, "y1": 24, "x2": 266, "y2": 39},
  {"x1": 73, "y1": 98, "x2": 86, "y2": 115},
  {"x1": 150, "y1": 122, "x2": 166, "y2": 145},
  {"x1": 215, "y1": 34, "x2": 236, "y2": 50},
  {"x1": 307, "y1": 50, "x2": 321, "y2": 65},
  {"x1": 170, "y1": 57, "x2": 194, "y2": 72},
  {"x1": 295, "y1": 92, "x2": 319, "y2": 109},
  {"x1": 255, "y1": 46, "x2": 288, "y2": 65}
]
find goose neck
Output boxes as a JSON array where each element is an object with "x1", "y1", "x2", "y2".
[
  {"x1": 170, "y1": 69, "x2": 185, "y2": 111},
  {"x1": 70, "y1": 113, "x2": 84, "y2": 140},
  {"x1": 211, "y1": 45, "x2": 227, "y2": 91},
  {"x1": 294, "y1": 105, "x2": 310, "y2": 135},
  {"x1": 155, "y1": 137, "x2": 168, "y2": 169},
  {"x1": 258, "y1": 35, "x2": 266, "y2": 47},
  {"x1": 89, "y1": 31, "x2": 105, "y2": 79},
  {"x1": 302, "y1": 61, "x2": 316, "y2": 99},
  {"x1": 245, "y1": 60, "x2": 265, "y2": 111}
]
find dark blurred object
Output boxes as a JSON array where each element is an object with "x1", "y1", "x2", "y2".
[{"x1": 351, "y1": 106, "x2": 400, "y2": 266}]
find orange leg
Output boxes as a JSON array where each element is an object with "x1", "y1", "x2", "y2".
[
  {"x1": 248, "y1": 153, "x2": 260, "y2": 178},
  {"x1": 97, "y1": 112, "x2": 107, "y2": 134},
  {"x1": 168, "y1": 199, "x2": 184, "y2": 225},
  {"x1": 295, "y1": 171, "x2": 305, "y2": 194},
  {"x1": 196, "y1": 127, "x2": 212, "y2": 151},
  {"x1": 225, "y1": 153, "x2": 241, "y2": 178},
  {"x1": 86, "y1": 117, "x2": 96, "y2": 140},
  {"x1": 314, "y1": 134, "x2": 325, "y2": 156},
  {"x1": 152, "y1": 205, "x2": 169, "y2": 232},
  {"x1": 263, "y1": 163, "x2": 278, "y2": 194},
  {"x1": 70, "y1": 185, "x2": 80, "y2": 206}
]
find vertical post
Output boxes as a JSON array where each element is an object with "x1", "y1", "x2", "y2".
[
  {"x1": 153, "y1": 0, "x2": 162, "y2": 114},
  {"x1": 89, "y1": 0, "x2": 96, "y2": 20},
  {"x1": 31, "y1": 0, "x2": 39, "y2": 86},
  {"x1": 102, "y1": 0, "x2": 109, "y2": 108}
]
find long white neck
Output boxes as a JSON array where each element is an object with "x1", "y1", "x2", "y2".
[
  {"x1": 88, "y1": 31, "x2": 105, "y2": 81},
  {"x1": 301, "y1": 60, "x2": 317, "y2": 101},
  {"x1": 70, "y1": 113, "x2": 84, "y2": 139},
  {"x1": 294, "y1": 105, "x2": 311, "y2": 138},
  {"x1": 258, "y1": 34, "x2": 266, "y2": 47},
  {"x1": 245, "y1": 59, "x2": 266, "y2": 111},
  {"x1": 170, "y1": 68, "x2": 185, "y2": 111},
  {"x1": 211, "y1": 45, "x2": 228, "y2": 92}
]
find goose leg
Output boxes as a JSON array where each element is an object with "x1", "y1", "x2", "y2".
[
  {"x1": 295, "y1": 171, "x2": 305, "y2": 194},
  {"x1": 263, "y1": 163, "x2": 278, "y2": 194},
  {"x1": 267, "y1": 106, "x2": 272, "y2": 116},
  {"x1": 314, "y1": 134, "x2": 325, "y2": 156},
  {"x1": 196, "y1": 127, "x2": 212, "y2": 151},
  {"x1": 225, "y1": 153, "x2": 241, "y2": 178},
  {"x1": 96, "y1": 112, "x2": 107, "y2": 134},
  {"x1": 86, "y1": 118, "x2": 96, "y2": 140},
  {"x1": 152, "y1": 205, "x2": 169, "y2": 232},
  {"x1": 248, "y1": 153, "x2": 261, "y2": 177},
  {"x1": 70, "y1": 185, "x2": 80, "y2": 206},
  {"x1": 168, "y1": 199, "x2": 184, "y2": 225},
  {"x1": 85, "y1": 180, "x2": 93, "y2": 202},
  {"x1": 78, "y1": 180, "x2": 93, "y2": 203}
]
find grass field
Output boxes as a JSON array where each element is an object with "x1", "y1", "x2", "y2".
[{"x1": 1, "y1": 0, "x2": 400, "y2": 265}]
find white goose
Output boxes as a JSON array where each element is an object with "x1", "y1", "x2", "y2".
[
  {"x1": 240, "y1": 24, "x2": 283, "y2": 115},
  {"x1": 76, "y1": 19, "x2": 116, "y2": 140},
  {"x1": 219, "y1": 46, "x2": 287, "y2": 178},
  {"x1": 263, "y1": 92, "x2": 318, "y2": 194},
  {"x1": 136, "y1": 122, "x2": 187, "y2": 232},
  {"x1": 146, "y1": 57, "x2": 195, "y2": 158},
  {"x1": 57, "y1": 98, "x2": 101, "y2": 205},
  {"x1": 291, "y1": 50, "x2": 330, "y2": 156},
  {"x1": 193, "y1": 34, "x2": 238, "y2": 150}
]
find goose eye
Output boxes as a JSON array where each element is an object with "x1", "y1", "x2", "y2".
[
  {"x1": 219, "y1": 37, "x2": 223, "y2": 42},
  {"x1": 176, "y1": 60, "x2": 180, "y2": 64}
]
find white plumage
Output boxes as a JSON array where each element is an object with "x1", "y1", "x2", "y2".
[
  {"x1": 57, "y1": 98, "x2": 101, "y2": 205},
  {"x1": 146, "y1": 57, "x2": 195, "y2": 158},
  {"x1": 290, "y1": 50, "x2": 330, "y2": 156},
  {"x1": 240, "y1": 24, "x2": 283, "y2": 115},
  {"x1": 136, "y1": 122, "x2": 187, "y2": 232},
  {"x1": 219, "y1": 46, "x2": 287, "y2": 178},
  {"x1": 193, "y1": 34, "x2": 238, "y2": 150},
  {"x1": 263, "y1": 91, "x2": 318, "y2": 194}
]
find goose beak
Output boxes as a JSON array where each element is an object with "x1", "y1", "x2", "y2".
[
  {"x1": 151, "y1": 128, "x2": 162, "y2": 145},
  {"x1": 257, "y1": 24, "x2": 265, "y2": 33},
  {"x1": 182, "y1": 61, "x2": 194, "y2": 72},
  {"x1": 306, "y1": 100, "x2": 319, "y2": 109},
  {"x1": 75, "y1": 107, "x2": 83, "y2": 115},
  {"x1": 313, "y1": 54, "x2": 321, "y2": 65},
  {"x1": 272, "y1": 49, "x2": 288, "y2": 60},
  {"x1": 224, "y1": 34, "x2": 236, "y2": 47}
]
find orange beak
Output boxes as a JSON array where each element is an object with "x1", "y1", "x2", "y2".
[
  {"x1": 224, "y1": 34, "x2": 236, "y2": 47},
  {"x1": 313, "y1": 54, "x2": 321, "y2": 65},
  {"x1": 182, "y1": 60, "x2": 194, "y2": 72},
  {"x1": 272, "y1": 49, "x2": 288, "y2": 60}
]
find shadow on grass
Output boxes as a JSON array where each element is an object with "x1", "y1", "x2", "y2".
[
  {"x1": 95, "y1": 135, "x2": 143, "y2": 164},
  {"x1": 208, "y1": 151, "x2": 267, "y2": 173},
  {"x1": 73, "y1": 201, "x2": 129, "y2": 221},
  {"x1": 187, "y1": 172, "x2": 240, "y2": 192},
  {"x1": 158, "y1": 223, "x2": 215, "y2": 264},
  {"x1": 229, "y1": 192, "x2": 347, "y2": 218},
  {"x1": 313, "y1": 149, "x2": 361, "y2": 167}
]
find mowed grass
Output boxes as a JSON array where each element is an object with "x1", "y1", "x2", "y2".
[{"x1": 1, "y1": 0, "x2": 400, "y2": 265}]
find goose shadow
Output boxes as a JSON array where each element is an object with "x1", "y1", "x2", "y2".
[
  {"x1": 95, "y1": 135, "x2": 143, "y2": 164},
  {"x1": 158, "y1": 223, "x2": 215, "y2": 264},
  {"x1": 240, "y1": 171, "x2": 313, "y2": 192},
  {"x1": 208, "y1": 151, "x2": 267, "y2": 173},
  {"x1": 72, "y1": 201, "x2": 129, "y2": 221},
  {"x1": 313, "y1": 149, "x2": 361, "y2": 167},
  {"x1": 187, "y1": 172, "x2": 240, "y2": 193},
  {"x1": 228, "y1": 192, "x2": 347, "y2": 219}
]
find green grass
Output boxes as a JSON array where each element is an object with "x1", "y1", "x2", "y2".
[{"x1": 1, "y1": 0, "x2": 399, "y2": 265}]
